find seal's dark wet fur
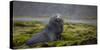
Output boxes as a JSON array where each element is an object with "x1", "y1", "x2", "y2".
[{"x1": 26, "y1": 15, "x2": 63, "y2": 46}]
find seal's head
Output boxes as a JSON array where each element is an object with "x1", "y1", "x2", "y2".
[
  {"x1": 49, "y1": 14, "x2": 63, "y2": 25},
  {"x1": 47, "y1": 14, "x2": 63, "y2": 34}
]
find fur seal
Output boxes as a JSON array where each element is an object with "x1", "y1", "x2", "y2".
[{"x1": 26, "y1": 14, "x2": 64, "y2": 46}]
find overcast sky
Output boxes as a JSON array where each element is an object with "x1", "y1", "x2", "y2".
[{"x1": 12, "y1": 1, "x2": 97, "y2": 19}]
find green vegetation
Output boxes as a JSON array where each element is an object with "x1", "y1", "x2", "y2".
[{"x1": 12, "y1": 21, "x2": 97, "y2": 49}]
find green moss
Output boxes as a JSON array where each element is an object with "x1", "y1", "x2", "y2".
[
  {"x1": 13, "y1": 34, "x2": 30, "y2": 47},
  {"x1": 13, "y1": 21, "x2": 97, "y2": 49}
]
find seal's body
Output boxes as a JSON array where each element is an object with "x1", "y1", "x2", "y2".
[{"x1": 26, "y1": 14, "x2": 63, "y2": 46}]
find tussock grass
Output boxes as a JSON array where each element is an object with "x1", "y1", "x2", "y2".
[{"x1": 12, "y1": 21, "x2": 97, "y2": 49}]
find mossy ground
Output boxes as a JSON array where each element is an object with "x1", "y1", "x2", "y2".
[{"x1": 12, "y1": 21, "x2": 97, "y2": 49}]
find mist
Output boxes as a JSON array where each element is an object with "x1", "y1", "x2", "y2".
[
  {"x1": 12, "y1": 1, "x2": 97, "y2": 25},
  {"x1": 13, "y1": 1, "x2": 97, "y2": 19}
]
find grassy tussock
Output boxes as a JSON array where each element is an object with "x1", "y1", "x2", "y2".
[{"x1": 12, "y1": 21, "x2": 97, "y2": 49}]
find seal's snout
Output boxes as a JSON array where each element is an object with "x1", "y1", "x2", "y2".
[
  {"x1": 53, "y1": 14, "x2": 62, "y2": 22},
  {"x1": 51, "y1": 13, "x2": 62, "y2": 22}
]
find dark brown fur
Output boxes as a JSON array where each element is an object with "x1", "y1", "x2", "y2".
[{"x1": 26, "y1": 15, "x2": 63, "y2": 46}]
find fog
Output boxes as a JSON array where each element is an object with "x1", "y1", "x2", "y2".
[
  {"x1": 12, "y1": 1, "x2": 97, "y2": 25},
  {"x1": 13, "y1": 1, "x2": 97, "y2": 18}
]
